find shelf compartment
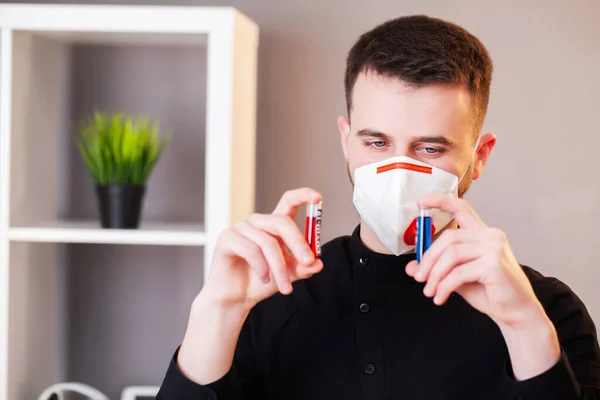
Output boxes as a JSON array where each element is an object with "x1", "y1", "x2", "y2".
[{"x1": 7, "y1": 241, "x2": 204, "y2": 399}]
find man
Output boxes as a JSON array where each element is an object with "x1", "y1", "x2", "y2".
[{"x1": 157, "y1": 15, "x2": 600, "y2": 399}]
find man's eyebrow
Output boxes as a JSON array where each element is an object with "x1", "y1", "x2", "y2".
[
  {"x1": 414, "y1": 136, "x2": 456, "y2": 146},
  {"x1": 355, "y1": 128, "x2": 392, "y2": 139}
]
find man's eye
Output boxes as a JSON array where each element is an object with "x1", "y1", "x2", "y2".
[
  {"x1": 367, "y1": 141, "x2": 387, "y2": 148},
  {"x1": 423, "y1": 146, "x2": 441, "y2": 154}
]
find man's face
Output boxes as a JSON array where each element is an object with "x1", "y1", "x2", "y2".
[{"x1": 338, "y1": 72, "x2": 495, "y2": 197}]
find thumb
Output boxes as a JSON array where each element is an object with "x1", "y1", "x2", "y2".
[{"x1": 286, "y1": 253, "x2": 323, "y2": 281}]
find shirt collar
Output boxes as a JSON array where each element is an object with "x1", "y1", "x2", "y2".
[{"x1": 348, "y1": 224, "x2": 416, "y2": 272}]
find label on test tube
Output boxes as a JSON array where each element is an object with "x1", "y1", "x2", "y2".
[
  {"x1": 416, "y1": 207, "x2": 432, "y2": 263},
  {"x1": 305, "y1": 201, "x2": 322, "y2": 257}
]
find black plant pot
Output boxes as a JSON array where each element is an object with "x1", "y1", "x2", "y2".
[{"x1": 95, "y1": 184, "x2": 146, "y2": 229}]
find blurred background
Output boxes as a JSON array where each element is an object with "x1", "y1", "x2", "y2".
[{"x1": 2, "y1": 0, "x2": 599, "y2": 398}]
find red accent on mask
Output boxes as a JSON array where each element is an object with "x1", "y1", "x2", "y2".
[
  {"x1": 404, "y1": 217, "x2": 437, "y2": 245},
  {"x1": 377, "y1": 162, "x2": 432, "y2": 174}
]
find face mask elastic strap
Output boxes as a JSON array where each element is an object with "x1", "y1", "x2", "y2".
[{"x1": 455, "y1": 134, "x2": 482, "y2": 187}]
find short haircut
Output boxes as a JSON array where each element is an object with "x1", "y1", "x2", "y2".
[{"x1": 344, "y1": 15, "x2": 493, "y2": 135}]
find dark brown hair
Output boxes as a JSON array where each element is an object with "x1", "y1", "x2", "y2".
[{"x1": 344, "y1": 15, "x2": 493, "y2": 134}]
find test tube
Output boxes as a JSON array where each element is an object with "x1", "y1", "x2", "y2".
[
  {"x1": 305, "y1": 201, "x2": 323, "y2": 257},
  {"x1": 416, "y1": 207, "x2": 432, "y2": 263}
]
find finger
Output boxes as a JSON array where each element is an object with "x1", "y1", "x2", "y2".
[
  {"x1": 277, "y1": 236, "x2": 290, "y2": 254},
  {"x1": 405, "y1": 260, "x2": 419, "y2": 278},
  {"x1": 226, "y1": 226, "x2": 271, "y2": 284},
  {"x1": 234, "y1": 220, "x2": 291, "y2": 294},
  {"x1": 248, "y1": 213, "x2": 315, "y2": 266},
  {"x1": 422, "y1": 242, "x2": 482, "y2": 298},
  {"x1": 417, "y1": 194, "x2": 486, "y2": 229},
  {"x1": 415, "y1": 228, "x2": 486, "y2": 282},
  {"x1": 433, "y1": 260, "x2": 482, "y2": 305},
  {"x1": 272, "y1": 187, "x2": 322, "y2": 217},
  {"x1": 284, "y1": 252, "x2": 324, "y2": 281}
]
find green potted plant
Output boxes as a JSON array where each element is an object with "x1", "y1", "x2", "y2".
[{"x1": 74, "y1": 111, "x2": 172, "y2": 229}]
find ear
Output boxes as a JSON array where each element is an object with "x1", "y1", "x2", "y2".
[
  {"x1": 337, "y1": 116, "x2": 350, "y2": 161},
  {"x1": 471, "y1": 132, "x2": 496, "y2": 180}
]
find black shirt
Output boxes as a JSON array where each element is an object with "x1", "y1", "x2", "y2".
[{"x1": 157, "y1": 226, "x2": 600, "y2": 399}]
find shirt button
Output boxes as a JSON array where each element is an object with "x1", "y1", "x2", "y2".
[
  {"x1": 359, "y1": 303, "x2": 370, "y2": 313},
  {"x1": 359, "y1": 257, "x2": 369, "y2": 265},
  {"x1": 364, "y1": 363, "x2": 376, "y2": 374}
]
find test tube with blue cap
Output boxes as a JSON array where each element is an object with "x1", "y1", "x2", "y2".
[{"x1": 416, "y1": 206, "x2": 432, "y2": 263}]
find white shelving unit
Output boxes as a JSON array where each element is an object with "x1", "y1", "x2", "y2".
[{"x1": 0, "y1": 4, "x2": 258, "y2": 400}]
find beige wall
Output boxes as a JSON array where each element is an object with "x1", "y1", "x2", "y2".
[{"x1": 5, "y1": 0, "x2": 600, "y2": 395}]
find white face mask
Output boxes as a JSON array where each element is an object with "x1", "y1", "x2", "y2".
[{"x1": 351, "y1": 140, "x2": 478, "y2": 256}]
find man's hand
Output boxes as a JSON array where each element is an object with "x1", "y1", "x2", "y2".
[
  {"x1": 177, "y1": 188, "x2": 324, "y2": 384},
  {"x1": 204, "y1": 187, "x2": 324, "y2": 309},
  {"x1": 405, "y1": 194, "x2": 561, "y2": 381}
]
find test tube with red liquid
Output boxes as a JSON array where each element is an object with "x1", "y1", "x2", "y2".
[{"x1": 305, "y1": 201, "x2": 323, "y2": 257}]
